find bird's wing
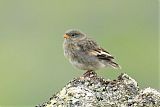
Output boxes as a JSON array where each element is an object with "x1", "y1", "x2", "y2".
[
  {"x1": 77, "y1": 38, "x2": 99, "y2": 51},
  {"x1": 91, "y1": 48, "x2": 121, "y2": 69},
  {"x1": 78, "y1": 38, "x2": 112, "y2": 57},
  {"x1": 90, "y1": 47, "x2": 114, "y2": 61},
  {"x1": 78, "y1": 38, "x2": 120, "y2": 69}
]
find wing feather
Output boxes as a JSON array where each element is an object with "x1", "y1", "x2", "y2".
[{"x1": 77, "y1": 38, "x2": 121, "y2": 69}]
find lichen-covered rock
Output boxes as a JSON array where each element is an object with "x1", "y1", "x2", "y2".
[
  {"x1": 133, "y1": 88, "x2": 160, "y2": 107},
  {"x1": 36, "y1": 71, "x2": 160, "y2": 107}
]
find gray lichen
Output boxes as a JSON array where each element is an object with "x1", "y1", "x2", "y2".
[{"x1": 36, "y1": 72, "x2": 160, "y2": 107}]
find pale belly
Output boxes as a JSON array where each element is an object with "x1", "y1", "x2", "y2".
[{"x1": 69, "y1": 58, "x2": 106, "y2": 71}]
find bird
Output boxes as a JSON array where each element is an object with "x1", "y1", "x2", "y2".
[{"x1": 63, "y1": 29, "x2": 121, "y2": 74}]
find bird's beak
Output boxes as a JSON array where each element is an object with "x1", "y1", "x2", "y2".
[{"x1": 64, "y1": 34, "x2": 70, "y2": 39}]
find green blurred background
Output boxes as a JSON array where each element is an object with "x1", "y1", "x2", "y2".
[{"x1": 0, "y1": 0, "x2": 159, "y2": 106}]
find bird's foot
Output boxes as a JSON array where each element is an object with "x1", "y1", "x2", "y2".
[{"x1": 83, "y1": 70, "x2": 97, "y2": 78}]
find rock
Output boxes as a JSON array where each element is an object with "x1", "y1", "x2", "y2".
[{"x1": 36, "y1": 71, "x2": 160, "y2": 107}]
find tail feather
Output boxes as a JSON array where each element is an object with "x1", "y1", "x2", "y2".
[{"x1": 109, "y1": 61, "x2": 121, "y2": 69}]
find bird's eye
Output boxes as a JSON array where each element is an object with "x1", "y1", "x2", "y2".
[
  {"x1": 71, "y1": 33, "x2": 78, "y2": 37},
  {"x1": 71, "y1": 34, "x2": 75, "y2": 37}
]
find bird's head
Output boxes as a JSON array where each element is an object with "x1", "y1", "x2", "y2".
[{"x1": 64, "y1": 29, "x2": 86, "y2": 41}]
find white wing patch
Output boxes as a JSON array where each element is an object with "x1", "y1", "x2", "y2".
[
  {"x1": 89, "y1": 49, "x2": 113, "y2": 57},
  {"x1": 99, "y1": 50, "x2": 112, "y2": 57}
]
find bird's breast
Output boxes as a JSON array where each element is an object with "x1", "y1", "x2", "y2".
[{"x1": 63, "y1": 42, "x2": 79, "y2": 58}]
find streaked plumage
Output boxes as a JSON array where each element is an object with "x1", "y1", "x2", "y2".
[{"x1": 63, "y1": 29, "x2": 121, "y2": 71}]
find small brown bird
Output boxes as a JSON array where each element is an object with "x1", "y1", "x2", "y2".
[{"x1": 63, "y1": 29, "x2": 121, "y2": 73}]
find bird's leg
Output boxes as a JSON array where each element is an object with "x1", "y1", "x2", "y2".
[{"x1": 83, "y1": 70, "x2": 97, "y2": 77}]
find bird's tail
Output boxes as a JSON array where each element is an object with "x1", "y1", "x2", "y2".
[{"x1": 109, "y1": 61, "x2": 121, "y2": 69}]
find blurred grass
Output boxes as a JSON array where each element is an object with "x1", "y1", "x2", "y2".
[{"x1": 0, "y1": 0, "x2": 159, "y2": 106}]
